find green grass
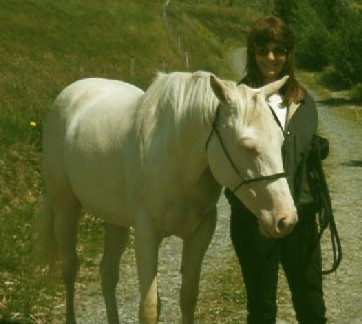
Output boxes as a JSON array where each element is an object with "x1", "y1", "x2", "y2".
[{"x1": 0, "y1": 0, "x2": 256, "y2": 322}]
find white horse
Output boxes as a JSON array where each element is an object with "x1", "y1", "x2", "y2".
[{"x1": 39, "y1": 71, "x2": 297, "y2": 324}]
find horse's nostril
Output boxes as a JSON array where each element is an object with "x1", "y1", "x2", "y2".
[{"x1": 277, "y1": 217, "x2": 288, "y2": 234}]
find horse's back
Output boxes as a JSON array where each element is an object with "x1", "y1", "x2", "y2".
[
  {"x1": 50, "y1": 78, "x2": 143, "y2": 121},
  {"x1": 43, "y1": 78, "x2": 144, "y2": 224}
]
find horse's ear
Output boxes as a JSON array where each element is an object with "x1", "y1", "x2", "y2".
[
  {"x1": 210, "y1": 75, "x2": 233, "y2": 104},
  {"x1": 259, "y1": 75, "x2": 289, "y2": 96}
]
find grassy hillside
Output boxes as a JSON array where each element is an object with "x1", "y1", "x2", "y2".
[
  {"x1": 0, "y1": 0, "x2": 257, "y2": 149},
  {"x1": 0, "y1": 1, "x2": 259, "y2": 323}
]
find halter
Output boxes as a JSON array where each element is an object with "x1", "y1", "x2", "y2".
[{"x1": 205, "y1": 105, "x2": 287, "y2": 193}]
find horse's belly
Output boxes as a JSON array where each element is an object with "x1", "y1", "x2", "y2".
[
  {"x1": 66, "y1": 150, "x2": 133, "y2": 226},
  {"x1": 70, "y1": 166, "x2": 133, "y2": 226},
  {"x1": 64, "y1": 94, "x2": 138, "y2": 226}
]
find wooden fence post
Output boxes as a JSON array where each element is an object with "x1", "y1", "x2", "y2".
[
  {"x1": 129, "y1": 55, "x2": 135, "y2": 79},
  {"x1": 160, "y1": 59, "x2": 167, "y2": 72},
  {"x1": 184, "y1": 51, "x2": 189, "y2": 70}
]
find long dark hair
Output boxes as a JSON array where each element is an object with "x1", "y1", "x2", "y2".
[{"x1": 245, "y1": 15, "x2": 306, "y2": 104}]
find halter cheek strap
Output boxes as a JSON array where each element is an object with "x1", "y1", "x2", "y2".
[{"x1": 205, "y1": 105, "x2": 287, "y2": 193}]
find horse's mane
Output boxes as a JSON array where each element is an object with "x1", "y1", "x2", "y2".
[
  {"x1": 135, "y1": 71, "x2": 260, "y2": 159},
  {"x1": 136, "y1": 71, "x2": 219, "y2": 155}
]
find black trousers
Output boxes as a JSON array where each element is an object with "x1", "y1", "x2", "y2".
[{"x1": 230, "y1": 204, "x2": 327, "y2": 324}]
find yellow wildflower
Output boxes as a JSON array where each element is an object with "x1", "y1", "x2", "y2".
[{"x1": 30, "y1": 121, "x2": 37, "y2": 127}]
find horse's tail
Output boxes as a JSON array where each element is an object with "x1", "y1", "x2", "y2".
[{"x1": 34, "y1": 194, "x2": 58, "y2": 270}]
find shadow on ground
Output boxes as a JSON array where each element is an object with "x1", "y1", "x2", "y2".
[{"x1": 340, "y1": 160, "x2": 362, "y2": 167}]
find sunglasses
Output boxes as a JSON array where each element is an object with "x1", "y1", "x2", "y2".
[{"x1": 255, "y1": 47, "x2": 288, "y2": 57}]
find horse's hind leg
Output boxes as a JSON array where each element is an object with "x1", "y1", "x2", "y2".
[
  {"x1": 180, "y1": 210, "x2": 217, "y2": 324},
  {"x1": 100, "y1": 223, "x2": 130, "y2": 324},
  {"x1": 53, "y1": 197, "x2": 81, "y2": 324}
]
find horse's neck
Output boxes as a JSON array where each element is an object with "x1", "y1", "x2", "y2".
[
  {"x1": 141, "y1": 117, "x2": 211, "y2": 186},
  {"x1": 175, "y1": 122, "x2": 211, "y2": 182},
  {"x1": 137, "y1": 74, "x2": 219, "y2": 185}
]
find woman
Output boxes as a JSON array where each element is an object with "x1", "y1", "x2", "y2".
[{"x1": 225, "y1": 16, "x2": 327, "y2": 324}]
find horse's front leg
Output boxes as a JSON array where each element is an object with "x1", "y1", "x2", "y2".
[
  {"x1": 100, "y1": 223, "x2": 130, "y2": 324},
  {"x1": 134, "y1": 216, "x2": 161, "y2": 324},
  {"x1": 180, "y1": 209, "x2": 217, "y2": 324}
]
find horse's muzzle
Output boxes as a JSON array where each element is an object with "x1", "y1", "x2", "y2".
[{"x1": 258, "y1": 209, "x2": 298, "y2": 238}]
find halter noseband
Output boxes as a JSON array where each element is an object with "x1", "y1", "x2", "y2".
[{"x1": 205, "y1": 105, "x2": 287, "y2": 193}]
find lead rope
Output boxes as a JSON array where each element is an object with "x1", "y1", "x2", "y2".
[
  {"x1": 307, "y1": 135, "x2": 342, "y2": 275},
  {"x1": 269, "y1": 98, "x2": 342, "y2": 274},
  {"x1": 268, "y1": 95, "x2": 342, "y2": 274}
]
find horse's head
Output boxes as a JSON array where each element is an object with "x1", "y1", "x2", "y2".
[{"x1": 207, "y1": 75, "x2": 297, "y2": 238}]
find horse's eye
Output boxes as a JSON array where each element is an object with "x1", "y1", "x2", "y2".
[
  {"x1": 240, "y1": 138, "x2": 259, "y2": 154},
  {"x1": 245, "y1": 143, "x2": 258, "y2": 153}
]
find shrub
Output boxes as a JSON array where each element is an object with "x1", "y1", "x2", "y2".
[
  {"x1": 350, "y1": 83, "x2": 362, "y2": 102},
  {"x1": 319, "y1": 66, "x2": 350, "y2": 91},
  {"x1": 282, "y1": 0, "x2": 332, "y2": 71},
  {"x1": 332, "y1": 8, "x2": 362, "y2": 85},
  {"x1": 294, "y1": 25, "x2": 331, "y2": 71}
]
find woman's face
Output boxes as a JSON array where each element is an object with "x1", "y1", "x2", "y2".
[{"x1": 255, "y1": 42, "x2": 287, "y2": 84}]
